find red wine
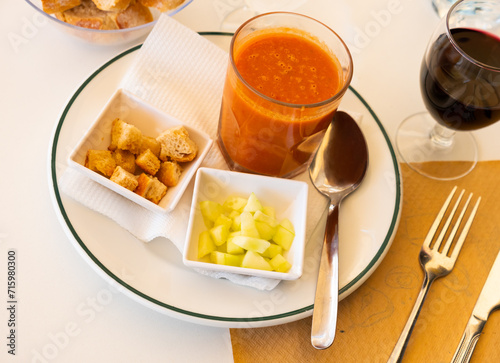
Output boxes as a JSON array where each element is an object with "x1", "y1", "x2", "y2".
[{"x1": 421, "y1": 28, "x2": 500, "y2": 131}]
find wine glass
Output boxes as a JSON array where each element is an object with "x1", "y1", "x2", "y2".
[
  {"x1": 396, "y1": 0, "x2": 500, "y2": 180},
  {"x1": 432, "y1": 0, "x2": 458, "y2": 17},
  {"x1": 221, "y1": 0, "x2": 306, "y2": 31}
]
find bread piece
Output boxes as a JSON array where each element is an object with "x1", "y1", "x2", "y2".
[
  {"x1": 146, "y1": 177, "x2": 167, "y2": 204},
  {"x1": 135, "y1": 173, "x2": 167, "y2": 204},
  {"x1": 113, "y1": 149, "x2": 136, "y2": 174},
  {"x1": 92, "y1": 0, "x2": 131, "y2": 11},
  {"x1": 109, "y1": 118, "x2": 142, "y2": 154},
  {"x1": 110, "y1": 166, "x2": 138, "y2": 191},
  {"x1": 136, "y1": 149, "x2": 161, "y2": 175},
  {"x1": 134, "y1": 173, "x2": 151, "y2": 197},
  {"x1": 85, "y1": 150, "x2": 116, "y2": 177},
  {"x1": 113, "y1": 0, "x2": 153, "y2": 29},
  {"x1": 54, "y1": 0, "x2": 119, "y2": 30},
  {"x1": 108, "y1": 118, "x2": 123, "y2": 151},
  {"x1": 138, "y1": 135, "x2": 161, "y2": 157},
  {"x1": 156, "y1": 161, "x2": 182, "y2": 187},
  {"x1": 139, "y1": 0, "x2": 185, "y2": 12},
  {"x1": 42, "y1": 0, "x2": 81, "y2": 14},
  {"x1": 157, "y1": 126, "x2": 198, "y2": 162}
]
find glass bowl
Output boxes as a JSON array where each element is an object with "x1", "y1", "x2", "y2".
[{"x1": 25, "y1": 0, "x2": 193, "y2": 46}]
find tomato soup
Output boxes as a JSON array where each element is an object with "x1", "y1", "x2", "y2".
[
  {"x1": 236, "y1": 33, "x2": 340, "y2": 105},
  {"x1": 218, "y1": 24, "x2": 349, "y2": 177}
]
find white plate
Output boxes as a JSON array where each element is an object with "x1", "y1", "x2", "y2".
[{"x1": 48, "y1": 33, "x2": 402, "y2": 328}]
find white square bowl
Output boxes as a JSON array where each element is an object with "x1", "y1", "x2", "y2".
[
  {"x1": 183, "y1": 168, "x2": 308, "y2": 280},
  {"x1": 68, "y1": 88, "x2": 213, "y2": 213}
]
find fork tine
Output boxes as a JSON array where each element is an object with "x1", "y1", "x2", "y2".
[
  {"x1": 441, "y1": 192, "x2": 472, "y2": 255},
  {"x1": 423, "y1": 186, "x2": 458, "y2": 248},
  {"x1": 450, "y1": 196, "x2": 481, "y2": 261},
  {"x1": 433, "y1": 189, "x2": 465, "y2": 251}
]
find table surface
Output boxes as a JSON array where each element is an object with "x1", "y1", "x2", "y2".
[{"x1": 1, "y1": 0, "x2": 499, "y2": 362}]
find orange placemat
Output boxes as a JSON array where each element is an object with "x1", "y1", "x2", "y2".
[{"x1": 231, "y1": 161, "x2": 500, "y2": 362}]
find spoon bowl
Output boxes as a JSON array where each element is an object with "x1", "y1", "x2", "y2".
[{"x1": 309, "y1": 110, "x2": 369, "y2": 349}]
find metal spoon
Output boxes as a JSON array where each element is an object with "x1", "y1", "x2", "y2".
[{"x1": 309, "y1": 110, "x2": 369, "y2": 349}]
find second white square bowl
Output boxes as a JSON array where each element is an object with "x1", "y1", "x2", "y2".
[{"x1": 183, "y1": 168, "x2": 309, "y2": 280}]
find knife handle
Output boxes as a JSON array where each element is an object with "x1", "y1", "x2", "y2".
[{"x1": 451, "y1": 314, "x2": 486, "y2": 363}]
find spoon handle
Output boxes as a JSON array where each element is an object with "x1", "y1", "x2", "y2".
[{"x1": 311, "y1": 202, "x2": 339, "y2": 349}]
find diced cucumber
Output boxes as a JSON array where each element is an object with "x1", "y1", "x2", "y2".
[
  {"x1": 227, "y1": 238, "x2": 245, "y2": 254},
  {"x1": 253, "y1": 210, "x2": 278, "y2": 227},
  {"x1": 261, "y1": 243, "x2": 283, "y2": 259},
  {"x1": 223, "y1": 196, "x2": 248, "y2": 212},
  {"x1": 279, "y1": 218, "x2": 295, "y2": 234},
  {"x1": 228, "y1": 231, "x2": 242, "y2": 237},
  {"x1": 210, "y1": 251, "x2": 244, "y2": 267},
  {"x1": 262, "y1": 206, "x2": 275, "y2": 220},
  {"x1": 225, "y1": 253, "x2": 244, "y2": 267},
  {"x1": 272, "y1": 225, "x2": 295, "y2": 250},
  {"x1": 240, "y1": 211, "x2": 260, "y2": 238},
  {"x1": 243, "y1": 192, "x2": 263, "y2": 213},
  {"x1": 228, "y1": 210, "x2": 241, "y2": 231},
  {"x1": 241, "y1": 251, "x2": 272, "y2": 271},
  {"x1": 200, "y1": 200, "x2": 223, "y2": 228},
  {"x1": 255, "y1": 220, "x2": 276, "y2": 241},
  {"x1": 270, "y1": 254, "x2": 292, "y2": 272},
  {"x1": 210, "y1": 251, "x2": 226, "y2": 265},
  {"x1": 209, "y1": 224, "x2": 230, "y2": 246},
  {"x1": 198, "y1": 230, "x2": 216, "y2": 258},
  {"x1": 231, "y1": 235, "x2": 271, "y2": 254},
  {"x1": 198, "y1": 193, "x2": 296, "y2": 272},
  {"x1": 214, "y1": 214, "x2": 233, "y2": 230},
  {"x1": 216, "y1": 243, "x2": 227, "y2": 253}
]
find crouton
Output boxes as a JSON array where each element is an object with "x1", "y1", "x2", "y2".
[
  {"x1": 136, "y1": 149, "x2": 161, "y2": 175},
  {"x1": 109, "y1": 118, "x2": 142, "y2": 154},
  {"x1": 139, "y1": 0, "x2": 185, "y2": 12},
  {"x1": 135, "y1": 173, "x2": 167, "y2": 204},
  {"x1": 110, "y1": 166, "x2": 138, "y2": 191},
  {"x1": 85, "y1": 149, "x2": 116, "y2": 177},
  {"x1": 156, "y1": 160, "x2": 182, "y2": 187},
  {"x1": 138, "y1": 135, "x2": 161, "y2": 157},
  {"x1": 42, "y1": 0, "x2": 81, "y2": 14},
  {"x1": 157, "y1": 126, "x2": 197, "y2": 162},
  {"x1": 113, "y1": 149, "x2": 136, "y2": 174}
]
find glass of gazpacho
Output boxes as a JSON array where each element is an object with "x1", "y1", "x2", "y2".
[{"x1": 217, "y1": 12, "x2": 353, "y2": 178}]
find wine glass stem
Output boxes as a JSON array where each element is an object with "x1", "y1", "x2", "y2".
[{"x1": 430, "y1": 123, "x2": 456, "y2": 148}]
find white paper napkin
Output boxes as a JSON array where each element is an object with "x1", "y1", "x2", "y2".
[{"x1": 59, "y1": 14, "x2": 335, "y2": 290}]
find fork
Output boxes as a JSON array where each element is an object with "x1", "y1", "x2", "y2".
[{"x1": 388, "y1": 186, "x2": 481, "y2": 363}]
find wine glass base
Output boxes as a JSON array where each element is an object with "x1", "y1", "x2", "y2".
[{"x1": 396, "y1": 112, "x2": 478, "y2": 180}]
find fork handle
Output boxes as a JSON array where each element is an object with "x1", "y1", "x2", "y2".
[
  {"x1": 451, "y1": 314, "x2": 486, "y2": 363},
  {"x1": 311, "y1": 202, "x2": 339, "y2": 349},
  {"x1": 388, "y1": 273, "x2": 436, "y2": 363}
]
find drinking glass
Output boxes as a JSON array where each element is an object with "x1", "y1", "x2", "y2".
[
  {"x1": 217, "y1": 12, "x2": 353, "y2": 178},
  {"x1": 432, "y1": 0, "x2": 457, "y2": 17},
  {"x1": 396, "y1": 0, "x2": 500, "y2": 180},
  {"x1": 221, "y1": 0, "x2": 306, "y2": 31}
]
